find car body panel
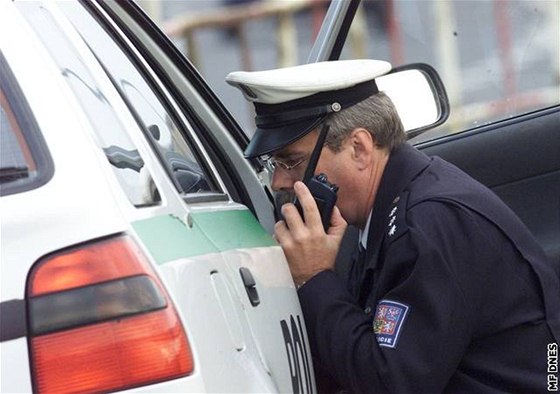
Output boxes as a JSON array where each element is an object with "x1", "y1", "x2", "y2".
[
  {"x1": 131, "y1": 211, "x2": 314, "y2": 393},
  {"x1": 132, "y1": 210, "x2": 276, "y2": 263}
]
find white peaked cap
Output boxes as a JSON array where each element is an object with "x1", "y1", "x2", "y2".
[
  {"x1": 226, "y1": 59, "x2": 392, "y2": 158},
  {"x1": 226, "y1": 59, "x2": 391, "y2": 104}
]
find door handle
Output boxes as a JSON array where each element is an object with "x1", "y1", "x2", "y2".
[{"x1": 239, "y1": 267, "x2": 260, "y2": 307}]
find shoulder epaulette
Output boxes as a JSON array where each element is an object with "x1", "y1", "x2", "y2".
[{"x1": 385, "y1": 190, "x2": 410, "y2": 244}]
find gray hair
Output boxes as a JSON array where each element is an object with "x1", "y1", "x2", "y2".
[{"x1": 323, "y1": 92, "x2": 406, "y2": 152}]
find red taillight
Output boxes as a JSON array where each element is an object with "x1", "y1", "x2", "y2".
[{"x1": 27, "y1": 235, "x2": 194, "y2": 394}]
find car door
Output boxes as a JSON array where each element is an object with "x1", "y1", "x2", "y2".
[{"x1": 316, "y1": 0, "x2": 559, "y2": 269}]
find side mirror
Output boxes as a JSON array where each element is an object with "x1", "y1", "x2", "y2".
[{"x1": 376, "y1": 63, "x2": 449, "y2": 139}]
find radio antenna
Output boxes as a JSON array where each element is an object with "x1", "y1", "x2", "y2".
[{"x1": 301, "y1": 123, "x2": 330, "y2": 183}]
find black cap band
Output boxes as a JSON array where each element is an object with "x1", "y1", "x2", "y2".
[{"x1": 254, "y1": 80, "x2": 378, "y2": 130}]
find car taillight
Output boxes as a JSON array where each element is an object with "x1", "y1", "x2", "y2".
[{"x1": 27, "y1": 235, "x2": 193, "y2": 394}]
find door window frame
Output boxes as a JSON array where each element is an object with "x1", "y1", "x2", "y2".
[{"x1": 0, "y1": 52, "x2": 53, "y2": 197}]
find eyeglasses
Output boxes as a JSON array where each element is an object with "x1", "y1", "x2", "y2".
[{"x1": 262, "y1": 155, "x2": 308, "y2": 173}]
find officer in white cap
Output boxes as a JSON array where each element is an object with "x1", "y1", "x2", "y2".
[{"x1": 227, "y1": 60, "x2": 560, "y2": 393}]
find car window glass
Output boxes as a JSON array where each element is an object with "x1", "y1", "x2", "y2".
[
  {"x1": 0, "y1": 102, "x2": 29, "y2": 178},
  {"x1": 0, "y1": 52, "x2": 53, "y2": 196},
  {"x1": 58, "y1": 2, "x2": 220, "y2": 197},
  {"x1": 16, "y1": 2, "x2": 161, "y2": 207},
  {"x1": 339, "y1": 1, "x2": 559, "y2": 143}
]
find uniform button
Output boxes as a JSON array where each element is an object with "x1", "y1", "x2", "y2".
[{"x1": 364, "y1": 306, "x2": 372, "y2": 314}]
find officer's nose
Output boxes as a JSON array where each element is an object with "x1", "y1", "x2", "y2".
[{"x1": 270, "y1": 168, "x2": 296, "y2": 193}]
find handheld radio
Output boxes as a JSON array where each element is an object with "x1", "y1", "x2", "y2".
[{"x1": 292, "y1": 124, "x2": 339, "y2": 231}]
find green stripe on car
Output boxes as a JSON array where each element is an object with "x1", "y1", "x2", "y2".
[{"x1": 133, "y1": 209, "x2": 276, "y2": 265}]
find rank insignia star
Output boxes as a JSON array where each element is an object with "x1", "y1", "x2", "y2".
[{"x1": 388, "y1": 224, "x2": 397, "y2": 236}]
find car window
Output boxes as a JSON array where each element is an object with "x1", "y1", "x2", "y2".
[
  {"x1": 57, "y1": 2, "x2": 221, "y2": 199},
  {"x1": 86, "y1": 0, "x2": 278, "y2": 226},
  {"x1": 0, "y1": 90, "x2": 32, "y2": 184},
  {"x1": 338, "y1": 1, "x2": 559, "y2": 143},
  {"x1": 15, "y1": 2, "x2": 165, "y2": 207},
  {"x1": 0, "y1": 52, "x2": 53, "y2": 197}
]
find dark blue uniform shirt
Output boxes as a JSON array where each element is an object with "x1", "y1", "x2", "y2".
[{"x1": 299, "y1": 143, "x2": 560, "y2": 393}]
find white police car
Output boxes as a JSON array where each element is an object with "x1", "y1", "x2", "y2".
[
  {"x1": 0, "y1": 1, "x2": 315, "y2": 392},
  {"x1": 1, "y1": 0, "x2": 558, "y2": 393}
]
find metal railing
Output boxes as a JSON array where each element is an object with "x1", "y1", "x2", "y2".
[{"x1": 162, "y1": 0, "x2": 331, "y2": 70}]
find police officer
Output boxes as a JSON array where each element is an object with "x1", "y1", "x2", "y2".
[{"x1": 226, "y1": 60, "x2": 560, "y2": 393}]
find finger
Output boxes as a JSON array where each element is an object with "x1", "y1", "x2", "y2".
[
  {"x1": 281, "y1": 202, "x2": 305, "y2": 233},
  {"x1": 274, "y1": 220, "x2": 292, "y2": 245},
  {"x1": 327, "y1": 206, "x2": 348, "y2": 237},
  {"x1": 293, "y1": 181, "x2": 322, "y2": 229}
]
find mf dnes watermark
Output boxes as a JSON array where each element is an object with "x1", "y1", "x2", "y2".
[{"x1": 549, "y1": 343, "x2": 559, "y2": 391}]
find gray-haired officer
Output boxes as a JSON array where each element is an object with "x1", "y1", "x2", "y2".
[{"x1": 227, "y1": 60, "x2": 560, "y2": 393}]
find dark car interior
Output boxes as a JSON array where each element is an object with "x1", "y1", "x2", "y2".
[{"x1": 419, "y1": 107, "x2": 560, "y2": 266}]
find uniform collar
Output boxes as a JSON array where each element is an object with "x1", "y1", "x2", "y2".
[
  {"x1": 359, "y1": 211, "x2": 372, "y2": 249},
  {"x1": 363, "y1": 143, "x2": 431, "y2": 268}
]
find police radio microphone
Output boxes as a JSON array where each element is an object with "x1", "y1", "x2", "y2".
[{"x1": 292, "y1": 124, "x2": 339, "y2": 231}]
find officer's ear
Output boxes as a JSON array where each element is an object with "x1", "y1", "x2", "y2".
[{"x1": 349, "y1": 128, "x2": 375, "y2": 170}]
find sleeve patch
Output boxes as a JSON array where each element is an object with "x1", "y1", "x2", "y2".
[{"x1": 373, "y1": 300, "x2": 410, "y2": 349}]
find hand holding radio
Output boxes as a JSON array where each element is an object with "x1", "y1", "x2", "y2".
[
  {"x1": 294, "y1": 173, "x2": 338, "y2": 232},
  {"x1": 273, "y1": 123, "x2": 348, "y2": 286},
  {"x1": 275, "y1": 181, "x2": 347, "y2": 287}
]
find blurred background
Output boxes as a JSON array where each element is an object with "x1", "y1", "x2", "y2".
[{"x1": 138, "y1": 0, "x2": 559, "y2": 144}]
